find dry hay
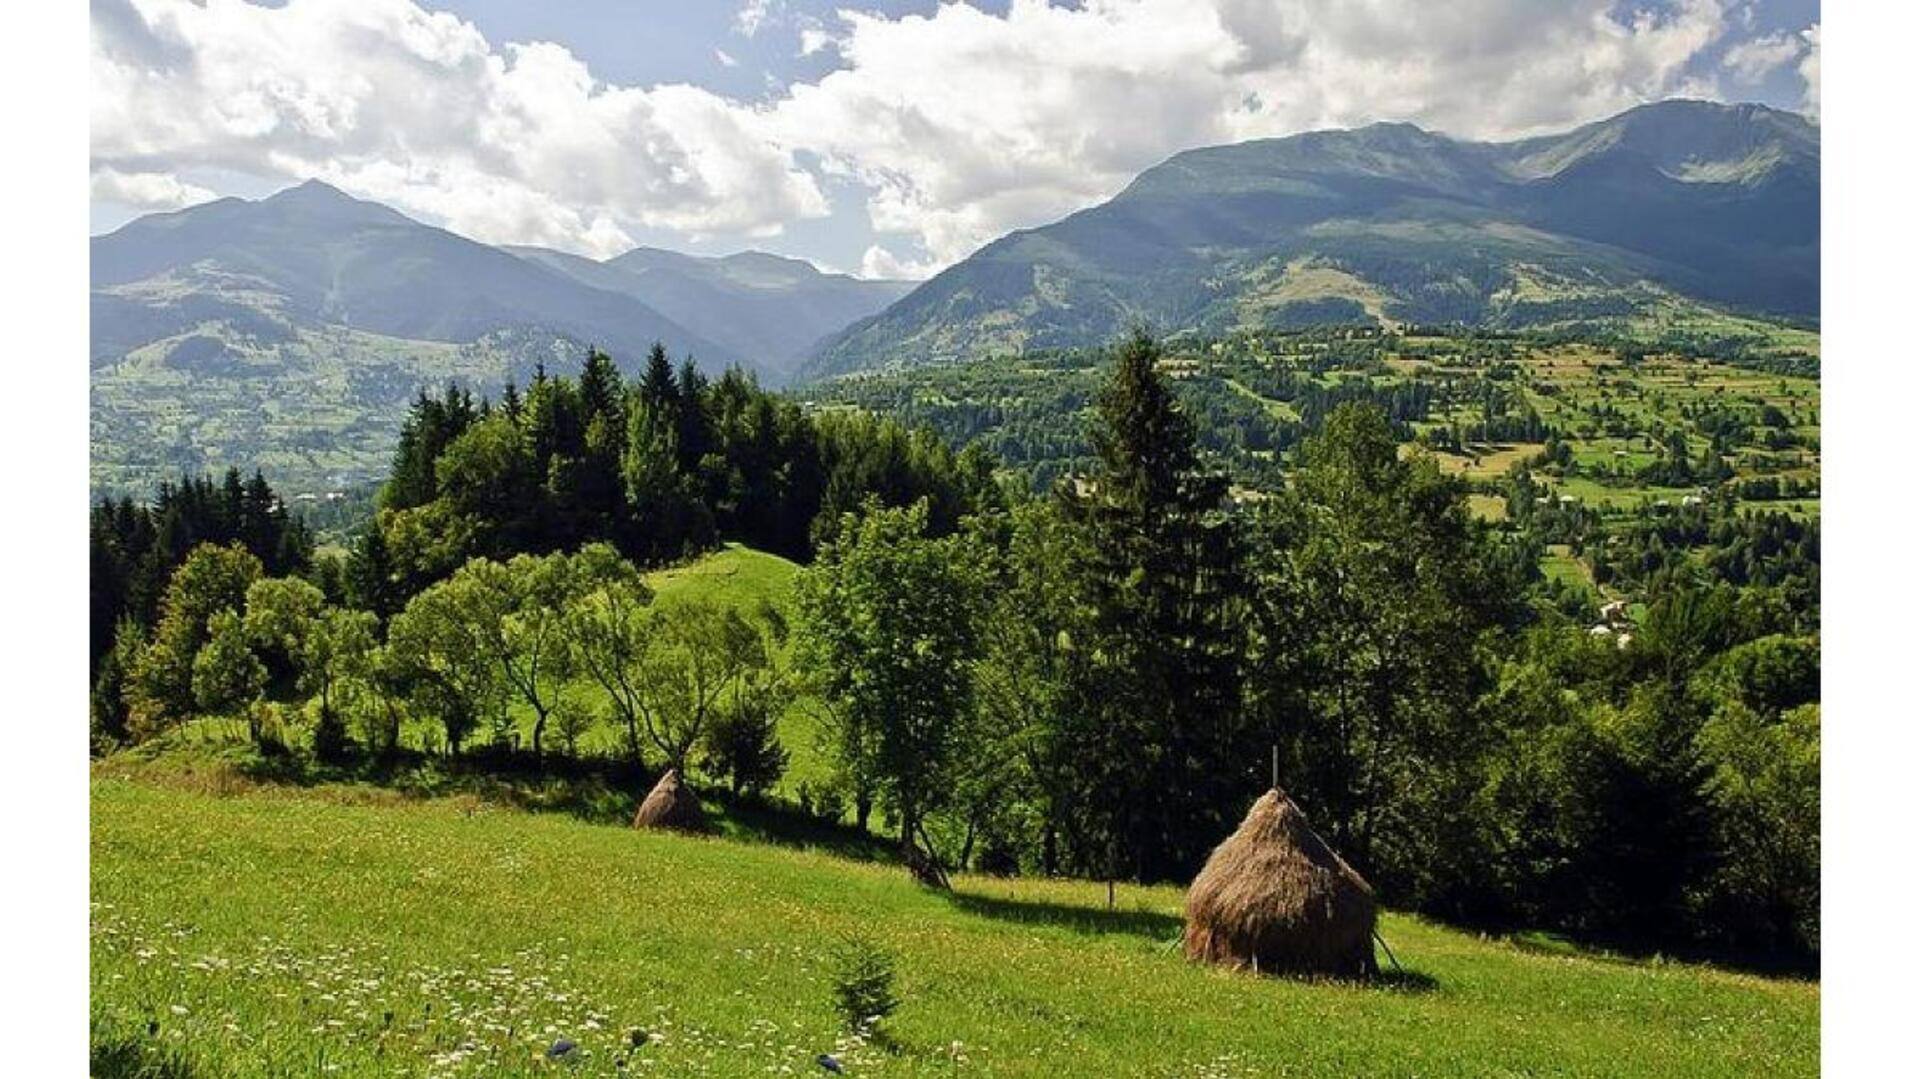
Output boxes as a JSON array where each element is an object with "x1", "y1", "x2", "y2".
[
  {"x1": 631, "y1": 769, "x2": 707, "y2": 833},
  {"x1": 1182, "y1": 789, "x2": 1377, "y2": 979}
]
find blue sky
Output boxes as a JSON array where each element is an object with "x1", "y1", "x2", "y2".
[{"x1": 91, "y1": 1, "x2": 1821, "y2": 278}]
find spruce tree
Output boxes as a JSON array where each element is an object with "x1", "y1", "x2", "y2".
[
  {"x1": 344, "y1": 526, "x2": 401, "y2": 622},
  {"x1": 1061, "y1": 329, "x2": 1247, "y2": 882}
]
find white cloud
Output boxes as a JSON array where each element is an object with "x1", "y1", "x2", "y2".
[
  {"x1": 89, "y1": 166, "x2": 216, "y2": 211},
  {"x1": 91, "y1": 0, "x2": 827, "y2": 257},
  {"x1": 859, "y1": 244, "x2": 944, "y2": 282},
  {"x1": 733, "y1": 1, "x2": 779, "y2": 39},
  {"x1": 1799, "y1": 23, "x2": 1820, "y2": 118},
  {"x1": 797, "y1": 24, "x2": 836, "y2": 58},
  {"x1": 1722, "y1": 29, "x2": 1803, "y2": 84}
]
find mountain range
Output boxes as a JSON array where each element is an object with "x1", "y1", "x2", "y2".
[
  {"x1": 89, "y1": 182, "x2": 907, "y2": 494},
  {"x1": 89, "y1": 100, "x2": 1816, "y2": 495},
  {"x1": 506, "y1": 244, "x2": 912, "y2": 375},
  {"x1": 92, "y1": 180, "x2": 908, "y2": 381},
  {"x1": 805, "y1": 100, "x2": 1817, "y2": 380}
]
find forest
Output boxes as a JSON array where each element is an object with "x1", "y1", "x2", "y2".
[{"x1": 89, "y1": 331, "x2": 1818, "y2": 968}]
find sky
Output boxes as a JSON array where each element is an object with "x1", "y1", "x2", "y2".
[{"x1": 90, "y1": 0, "x2": 1821, "y2": 279}]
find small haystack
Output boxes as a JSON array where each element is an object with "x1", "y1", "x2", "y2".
[
  {"x1": 632, "y1": 769, "x2": 706, "y2": 832},
  {"x1": 1182, "y1": 788, "x2": 1377, "y2": 979}
]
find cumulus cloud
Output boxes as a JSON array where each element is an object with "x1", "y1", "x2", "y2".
[
  {"x1": 89, "y1": 166, "x2": 216, "y2": 211},
  {"x1": 859, "y1": 243, "x2": 945, "y2": 282},
  {"x1": 1721, "y1": 30, "x2": 1801, "y2": 83},
  {"x1": 91, "y1": 0, "x2": 827, "y2": 257},
  {"x1": 1799, "y1": 23, "x2": 1820, "y2": 118},
  {"x1": 797, "y1": 23, "x2": 837, "y2": 58},
  {"x1": 93, "y1": 0, "x2": 1801, "y2": 276}
]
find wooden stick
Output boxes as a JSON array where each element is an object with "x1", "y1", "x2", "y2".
[{"x1": 1373, "y1": 929, "x2": 1404, "y2": 973}]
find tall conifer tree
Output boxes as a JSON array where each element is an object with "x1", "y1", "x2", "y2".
[{"x1": 1062, "y1": 329, "x2": 1248, "y2": 882}]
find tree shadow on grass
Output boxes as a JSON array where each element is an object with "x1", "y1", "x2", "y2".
[
  {"x1": 1367, "y1": 966, "x2": 1441, "y2": 994},
  {"x1": 214, "y1": 744, "x2": 898, "y2": 862},
  {"x1": 945, "y1": 890, "x2": 1444, "y2": 991},
  {"x1": 705, "y1": 790, "x2": 897, "y2": 863},
  {"x1": 90, "y1": 1029, "x2": 198, "y2": 1079},
  {"x1": 1501, "y1": 929, "x2": 1818, "y2": 981},
  {"x1": 943, "y1": 889, "x2": 1184, "y2": 942}
]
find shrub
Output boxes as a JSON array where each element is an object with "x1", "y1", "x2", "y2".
[
  {"x1": 701, "y1": 703, "x2": 790, "y2": 795},
  {"x1": 311, "y1": 699, "x2": 354, "y2": 765},
  {"x1": 796, "y1": 780, "x2": 847, "y2": 824},
  {"x1": 828, "y1": 936, "x2": 899, "y2": 1032}
]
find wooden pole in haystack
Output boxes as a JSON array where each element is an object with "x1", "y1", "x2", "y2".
[{"x1": 1107, "y1": 835, "x2": 1117, "y2": 912}]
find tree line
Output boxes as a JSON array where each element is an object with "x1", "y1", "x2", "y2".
[{"x1": 358, "y1": 345, "x2": 998, "y2": 603}]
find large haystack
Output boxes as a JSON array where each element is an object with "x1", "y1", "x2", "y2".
[
  {"x1": 632, "y1": 769, "x2": 706, "y2": 832},
  {"x1": 1182, "y1": 789, "x2": 1377, "y2": 978}
]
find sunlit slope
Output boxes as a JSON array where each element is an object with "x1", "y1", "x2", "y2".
[{"x1": 91, "y1": 778, "x2": 1817, "y2": 1078}]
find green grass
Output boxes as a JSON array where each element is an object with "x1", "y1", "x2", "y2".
[
  {"x1": 91, "y1": 775, "x2": 1817, "y2": 1077},
  {"x1": 644, "y1": 543, "x2": 800, "y2": 612},
  {"x1": 1541, "y1": 544, "x2": 1599, "y2": 601}
]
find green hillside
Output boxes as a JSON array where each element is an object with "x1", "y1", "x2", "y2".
[
  {"x1": 91, "y1": 776, "x2": 1817, "y2": 1077},
  {"x1": 644, "y1": 542, "x2": 801, "y2": 612}
]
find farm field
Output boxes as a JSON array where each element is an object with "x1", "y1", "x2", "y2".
[
  {"x1": 88, "y1": 322, "x2": 586, "y2": 500},
  {"x1": 805, "y1": 328, "x2": 1819, "y2": 612},
  {"x1": 90, "y1": 775, "x2": 1819, "y2": 1078}
]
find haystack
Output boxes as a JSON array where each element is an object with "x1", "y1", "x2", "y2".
[
  {"x1": 1182, "y1": 788, "x2": 1377, "y2": 978},
  {"x1": 632, "y1": 769, "x2": 706, "y2": 832}
]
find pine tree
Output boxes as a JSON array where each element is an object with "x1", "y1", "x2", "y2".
[
  {"x1": 576, "y1": 350, "x2": 629, "y2": 534},
  {"x1": 622, "y1": 386, "x2": 711, "y2": 561},
  {"x1": 638, "y1": 343, "x2": 678, "y2": 414},
  {"x1": 1061, "y1": 330, "x2": 1248, "y2": 882},
  {"x1": 345, "y1": 526, "x2": 401, "y2": 621},
  {"x1": 383, "y1": 385, "x2": 477, "y2": 511},
  {"x1": 675, "y1": 359, "x2": 711, "y2": 472},
  {"x1": 578, "y1": 348, "x2": 625, "y2": 428},
  {"x1": 91, "y1": 619, "x2": 146, "y2": 752}
]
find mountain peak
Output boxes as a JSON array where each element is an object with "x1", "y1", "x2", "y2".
[
  {"x1": 268, "y1": 178, "x2": 352, "y2": 203},
  {"x1": 1502, "y1": 98, "x2": 1816, "y2": 184},
  {"x1": 720, "y1": 250, "x2": 814, "y2": 272},
  {"x1": 258, "y1": 179, "x2": 412, "y2": 226},
  {"x1": 715, "y1": 250, "x2": 828, "y2": 288}
]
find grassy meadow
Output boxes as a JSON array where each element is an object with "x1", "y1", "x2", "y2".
[{"x1": 91, "y1": 774, "x2": 1818, "y2": 1078}]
